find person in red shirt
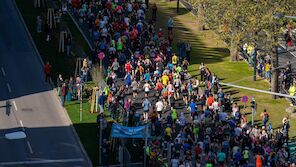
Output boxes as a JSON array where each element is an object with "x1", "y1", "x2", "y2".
[
  {"x1": 44, "y1": 61, "x2": 51, "y2": 83},
  {"x1": 125, "y1": 61, "x2": 132, "y2": 74},
  {"x1": 194, "y1": 144, "x2": 202, "y2": 160}
]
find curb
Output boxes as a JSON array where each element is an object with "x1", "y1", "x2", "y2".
[
  {"x1": 67, "y1": 10, "x2": 94, "y2": 50},
  {"x1": 12, "y1": 1, "x2": 93, "y2": 166}
]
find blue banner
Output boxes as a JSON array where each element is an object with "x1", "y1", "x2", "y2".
[{"x1": 111, "y1": 123, "x2": 151, "y2": 139}]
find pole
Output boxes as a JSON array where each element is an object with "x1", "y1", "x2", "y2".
[
  {"x1": 100, "y1": 59, "x2": 102, "y2": 70},
  {"x1": 144, "y1": 124, "x2": 148, "y2": 167},
  {"x1": 251, "y1": 98, "x2": 256, "y2": 126},
  {"x1": 120, "y1": 139, "x2": 124, "y2": 167},
  {"x1": 95, "y1": 88, "x2": 99, "y2": 113},
  {"x1": 99, "y1": 115, "x2": 103, "y2": 165},
  {"x1": 177, "y1": 0, "x2": 180, "y2": 13},
  {"x1": 253, "y1": 48, "x2": 257, "y2": 81},
  {"x1": 119, "y1": 142, "x2": 123, "y2": 166},
  {"x1": 251, "y1": 107, "x2": 254, "y2": 126},
  {"x1": 80, "y1": 84, "x2": 83, "y2": 122},
  {"x1": 145, "y1": 0, "x2": 149, "y2": 9}
]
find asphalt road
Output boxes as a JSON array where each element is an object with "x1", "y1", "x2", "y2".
[{"x1": 0, "y1": 0, "x2": 91, "y2": 166}]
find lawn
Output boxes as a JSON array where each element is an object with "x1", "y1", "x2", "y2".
[
  {"x1": 15, "y1": 0, "x2": 99, "y2": 165},
  {"x1": 152, "y1": 0, "x2": 295, "y2": 136}
]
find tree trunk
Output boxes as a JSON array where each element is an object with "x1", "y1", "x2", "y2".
[
  {"x1": 230, "y1": 39, "x2": 239, "y2": 62},
  {"x1": 271, "y1": 46, "x2": 279, "y2": 99},
  {"x1": 196, "y1": 1, "x2": 204, "y2": 31}
]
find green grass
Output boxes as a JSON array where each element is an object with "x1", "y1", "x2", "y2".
[
  {"x1": 153, "y1": 0, "x2": 295, "y2": 136},
  {"x1": 64, "y1": 100, "x2": 99, "y2": 165}
]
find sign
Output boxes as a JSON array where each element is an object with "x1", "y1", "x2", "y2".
[
  {"x1": 241, "y1": 96, "x2": 248, "y2": 103},
  {"x1": 111, "y1": 123, "x2": 151, "y2": 139},
  {"x1": 98, "y1": 52, "x2": 105, "y2": 60}
]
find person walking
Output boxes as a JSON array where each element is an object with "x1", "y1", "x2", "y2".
[
  {"x1": 36, "y1": 16, "x2": 42, "y2": 33},
  {"x1": 260, "y1": 109, "x2": 269, "y2": 127},
  {"x1": 65, "y1": 35, "x2": 72, "y2": 57},
  {"x1": 288, "y1": 83, "x2": 296, "y2": 105},
  {"x1": 61, "y1": 82, "x2": 67, "y2": 106},
  {"x1": 44, "y1": 61, "x2": 51, "y2": 83},
  {"x1": 155, "y1": 98, "x2": 164, "y2": 119},
  {"x1": 152, "y1": 3, "x2": 157, "y2": 21},
  {"x1": 57, "y1": 74, "x2": 63, "y2": 96},
  {"x1": 167, "y1": 16, "x2": 174, "y2": 35},
  {"x1": 142, "y1": 96, "x2": 151, "y2": 121}
]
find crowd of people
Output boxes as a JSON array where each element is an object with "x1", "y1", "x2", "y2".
[{"x1": 64, "y1": 0, "x2": 295, "y2": 167}]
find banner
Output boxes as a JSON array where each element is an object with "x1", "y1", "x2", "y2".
[{"x1": 111, "y1": 123, "x2": 151, "y2": 139}]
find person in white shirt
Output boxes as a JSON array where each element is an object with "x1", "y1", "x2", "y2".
[
  {"x1": 131, "y1": 80, "x2": 138, "y2": 98},
  {"x1": 143, "y1": 82, "x2": 151, "y2": 94},
  {"x1": 155, "y1": 99, "x2": 164, "y2": 119}
]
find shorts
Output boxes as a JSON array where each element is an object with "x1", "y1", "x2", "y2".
[
  {"x1": 144, "y1": 109, "x2": 149, "y2": 113},
  {"x1": 168, "y1": 27, "x2": 173, "y2": 31}
]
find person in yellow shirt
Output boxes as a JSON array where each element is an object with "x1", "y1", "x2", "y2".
[
  {"x1": 265, "y1": 61, "x2": 271, "y2": 81},
  {"x1": 162, "y1": 73, "x2": 169, "y2": 86},
  {"x1": 247, "y1": 45, "x2": 254, "y2": 56},
  {"x1": 172, "y1": 54, "x2": 178, "y2": 65},
  {"x1": 289, "y1": 84, "x2": 296, "y2": 96},
  {"x1": 164, "y1": 126, "x2": 172, "y2": 139}
]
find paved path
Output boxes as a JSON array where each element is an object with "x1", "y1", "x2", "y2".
[{"x1": 0, "y1": 0, "x2": 91, "y2": 166}]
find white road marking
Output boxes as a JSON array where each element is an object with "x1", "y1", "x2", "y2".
[
  {"x1": 1, "y1": 67, "x2": 5, "y2": 76},
  {"x1": 19, "y1": 120, "x2": 25, "y2": 131},
  {"x1": 0, "y1": 158, "x2": 84, "y2": 165},
  {"x1": 279, "y1": 43, "x2": 296, "y2": 57},
  {"x1": 6, "y1": 83, "x2": 11, "y2": 93},
  {"x1": 12, "y1": 101, "x2": 17, "y2": 111},
  {"x1": 26, "y1": 141, "x2": 33, "y2": 154}
]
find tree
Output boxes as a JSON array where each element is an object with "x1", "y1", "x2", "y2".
[
  {"x1": 196, "y1": 0, "x2": 206, "y2": 31},
  {"x1": 244, "y1": 0, "x2": 296, "y2": 98},
  {"x1": 205, "y1": 0, "x2": 257, "y2": 62}
]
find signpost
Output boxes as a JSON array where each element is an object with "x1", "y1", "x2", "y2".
[
  {"x1": 79, "y1": 83, "x2": 83, "y2": 122},
  {"x1": 251, "y1": 97, "x2": 256, "y2": 126},
  {"x1": 241, "y1": 95, "x2": 248, "y2": 110},
  {"x1": 98, "y1": 52, "x2": 105, "y2": 70}
]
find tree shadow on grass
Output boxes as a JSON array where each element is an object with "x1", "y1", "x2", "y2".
[
  {"x1": 152, "y1": 2, "x2": 230, "y2": 66},
  {"x1": 225, "y1": 90, "x2": 240, "y2": 95}
]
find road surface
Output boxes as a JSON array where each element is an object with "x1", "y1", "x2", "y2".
[{"x1": 0, "y1": 0, "x2": 91, "y2": 166}]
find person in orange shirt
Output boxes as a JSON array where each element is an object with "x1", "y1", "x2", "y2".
[
  {"x1": 206, "y1": 94, "x2": 214, "y2": 107},
  {"x1": 255, "y1": 154, "x2": 263, "y2": 167}
]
